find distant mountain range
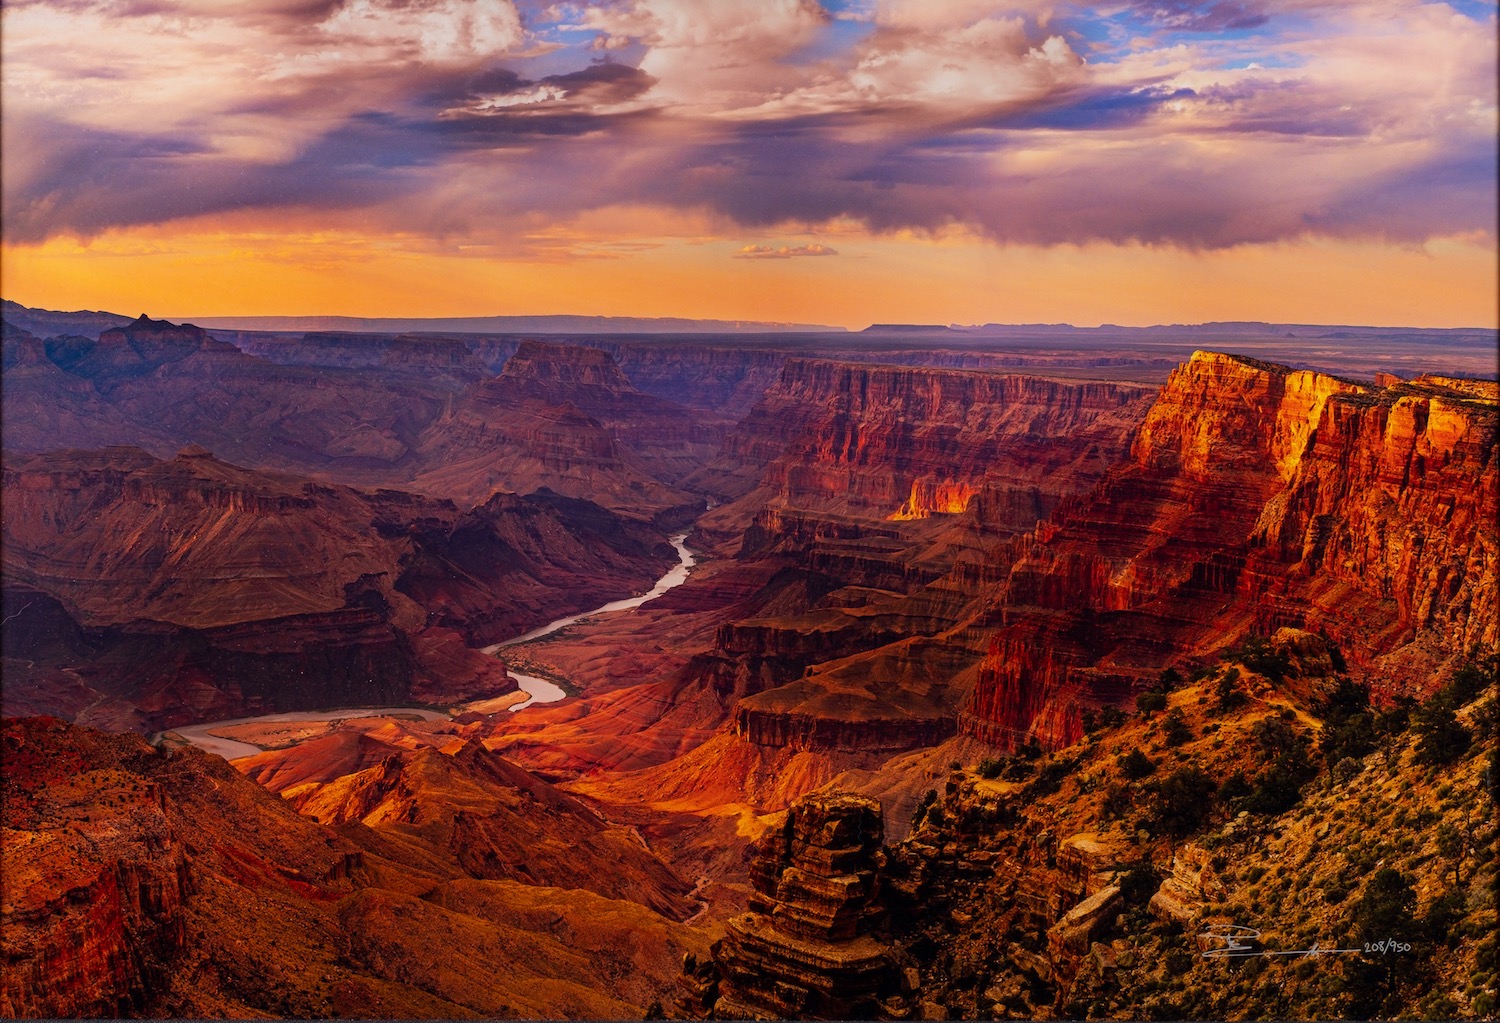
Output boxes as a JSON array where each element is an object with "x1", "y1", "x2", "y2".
[
  {"x1": 4, "y1": 299, "x2": 1494, "y2": 346},
  {"x1": 170, "y1": 313, "x2": 849, "y2": 334}
]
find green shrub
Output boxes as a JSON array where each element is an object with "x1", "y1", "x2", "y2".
[
  {"x1": 1137, "y1": 690, "x2": 1168, "y2": 717},
  {"x1": 1119, "y1": 861, "x2": 1160, "y2": 905},
  {"x1": 911, "y1": 789, "x2": 938, "y2": 828},
  {"x1": 1424, "y1": 890, "x2": 1465, "y2": 947},
  {"x1": 1102, "y1": 782, "x2": 1134, "y2": 819},
  {"x1": 1448, "y1": 651, "x2": 1497, "y2": 704},
  {"x1": 1162, "y1": 708, "x2": 1193, "y2": 747},
  {"x1": 1119, "y1": 749, "x2": 1158, "y2": 779},
  {"x1": 1145, "y1": 767, "x2": 1216, "y2": 837},
  {"x1": 1215, "y1": 669, "x2": 1245, "y2": 712},
  {"x1": 1412, "y1": 695, "x2": 1471, "y2": 766},
  {"x1": 1231, "y1": 635, "x2": 1292, "y2": 682},
  {"x1": 1355, "y1": 868, "x2": 1417, "y2": 938},
  {"x1": 1025, "y1": 756, "x2": 1077, "y2": 798}
]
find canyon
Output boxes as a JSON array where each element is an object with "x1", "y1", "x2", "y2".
[{"x1": 2, "y1": 303, "x2": 1496, "y2": 1020}]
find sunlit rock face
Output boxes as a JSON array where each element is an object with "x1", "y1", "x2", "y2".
[
  {"x1": 707, "y1": 357, "x2": 1154, "y2": 525},
  {"x1": 667, "y1": 359, "x2": 1157, "y2": 765},
  {"x1": 0, "y1": 720, "x2": 191, "y2": 1019},
  {"x1": 962, "y1": 352, "x2": 1500, "y2": 749}
]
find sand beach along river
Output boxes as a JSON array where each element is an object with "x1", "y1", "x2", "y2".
[{"x1": 165, "y1": 532, "x2": 698, "y2": 756}]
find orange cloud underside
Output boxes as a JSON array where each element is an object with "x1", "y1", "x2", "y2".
[{"x1": 3, "y1": 227, "x2": 1496, "y2": 329}]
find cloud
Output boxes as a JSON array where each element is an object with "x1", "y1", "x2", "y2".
[
  {"x1": 734, "y1": 242, "x2": 839, "y2": 258},
  {"x1": 2, "y1": 0, "x2": 1494, "y2": 253},
  {"x1": 319, "y1": 0, "x2": 525, "y2": 64},
  {"x1": 1124, "y1": 0, "x2": 1270, "y2": 32}
]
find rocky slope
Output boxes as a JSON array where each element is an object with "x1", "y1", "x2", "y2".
[
  {"x1": 289, "y1": 738, "x2": 697, "y2": 918},
  {"x1": 868, "y1": 646, "x2": 1497, "y2": 1021},
  {"x1": 960, "y1": 352, "x2": 1499, "y2": 749},
  {"x1": 0, "y1": 717, "x2": 708, "y2": 1019}
]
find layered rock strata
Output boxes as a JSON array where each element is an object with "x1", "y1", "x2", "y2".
[
  {"x1": 701, "y1": 358, "x2": 1154, "y2": 523},
  {"x1": 961, "y1": 352, "x2": 1500, "y2": 748},
  {"x1": 411, "y1": 340, "x2": 708, "y2": 520},
  {"x1": 684, "y1": 792, "x2": 892, "y2": 1019}
]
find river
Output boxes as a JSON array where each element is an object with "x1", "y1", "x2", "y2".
[
  {"x1": 482, "y1": 532, "x2": 696, "y2": 710},
  {"x1": 164, "y1": 531, "x2": 698, "y2": 756}
]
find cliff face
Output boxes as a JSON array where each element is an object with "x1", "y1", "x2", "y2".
[
  {"x1": 0, "y1": 720, "x2": 191, "y2": 1018},
  {"x1": 602, "y1": 342, "x2": 791, "y2": 417},
  {"x1": 667, "y1": 361, "x2": 1154, "y2": 762},
  {"x1": 411, "y1": 340, "x2": 708, "y2": 520},
  {"x1": 1, "y1": 447, "x2": 675, "y2": 730},
  {"x1": 961, "y1": 352, "x2": 1499, "y2": 748},
  {"x1": 704, "y1": 359, "x2": 1153, "y2": 523}
]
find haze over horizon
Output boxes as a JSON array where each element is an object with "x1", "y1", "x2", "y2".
[{"x1": 3, "y1": 0, "x2": 1496, "y2": 329}]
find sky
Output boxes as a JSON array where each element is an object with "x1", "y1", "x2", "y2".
[{"x1": 2, "y1": 0, "x2": 1496, "y2": 328}]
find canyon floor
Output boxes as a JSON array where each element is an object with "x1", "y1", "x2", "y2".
[{"x1": 2, "y1": 304, "x2": 1496, "y2": 1020}]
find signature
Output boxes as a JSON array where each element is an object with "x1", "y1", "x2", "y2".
[{"x1": 1199, "y1": 924, "x2": 1410, "y2": 960}]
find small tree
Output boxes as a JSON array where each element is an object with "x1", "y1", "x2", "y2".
[
  {"x1": 1162, "y1": 708, "x2": 1193, "y2": 747},
  {"x1": 1435, "y1": 822, "x2": 1467, "y2": 887},
  {"x1": 1136, "y1": 690, "x2": 1167, "y2": 717},
  {"x1": 1119, "y1": 749, "x2": 1157, "y2": 779},
  {"x1": 1412, "y1": 696, "x2": 1470, "y2": 766},
  {"x1": 1214, "y1": 668, "x2": 1245, "y2": 713},
  {"x1": 1146, "y1": 767, "x2": 1216, "y2": 837},
  {"x1": 1355, "y1": 867, "x2": 1417, "y2": 939},
  {"x1": 1099, "y1": 706, "x2": 1127, "y2": 729}
]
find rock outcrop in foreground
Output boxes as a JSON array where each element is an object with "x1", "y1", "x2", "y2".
[{"x1": 680, "y1": 792, "x2": 892, "y2": 1019}]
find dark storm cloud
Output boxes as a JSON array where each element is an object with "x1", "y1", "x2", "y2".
[{"x1": 2, "y1": 114, "x2": 430, "y2": 243}]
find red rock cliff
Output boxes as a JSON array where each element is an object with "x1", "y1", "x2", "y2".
[
  {"x1": 961, "y1": 351, "x2": 1499, "y2": 748},
  {"x1": 711, "y1": 358, "x2": 1154, "y2": 525}
]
